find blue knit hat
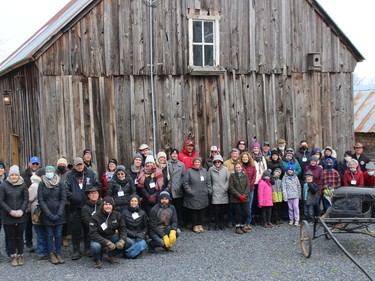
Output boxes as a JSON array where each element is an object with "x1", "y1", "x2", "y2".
[
  {"x1": 287, "y1": 163, "x2": 295, "y2": 171},
  {"x1": 45, "y1": 165, "x2": 56, "y2": 173},
  {"x1": 158, "y1": 191, "x2": 172, "y2": 201}
]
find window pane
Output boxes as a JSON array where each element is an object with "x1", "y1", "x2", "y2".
[
  {"x1": 204, "y1": 45, "x2": 214, "y2": 66},
  {"x1": 204, "y1": 22, "x2": 213, "y2": 43},
  {"x1": 193, "y1": 21, "x2": 202, "y2": 43},
  {"x1": 193, "y1": 45, "x2": 203, "y2": 66}
]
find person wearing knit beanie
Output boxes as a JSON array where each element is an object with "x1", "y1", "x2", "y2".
[
  {"x1": 57, "y1": 157, "x2": 68, "y2": 167},
  {"x1": 9, "y1": 165, "x2": 20, "y2": 176}
]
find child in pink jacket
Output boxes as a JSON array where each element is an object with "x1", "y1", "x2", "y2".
[{"x1": 258, "y1": 170, "x2": 273, "y2": 228}]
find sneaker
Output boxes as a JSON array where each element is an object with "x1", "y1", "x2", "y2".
[
  {"x1": 56, "y1": 255, "x2": 65, "y2": 264},
  {"x1": 26, "y1": 245, "x2": 35, "y2": 253},
  {"x1": 50, "y1": 253, "x2": 59, "y2": 265},
  {"x1": 289, "y1": 220, "x2": 294, "y2": 225},
  {"x1": 11, "y1": 256, "x2": 18, "y2": 266},
  {"x1": 241, "y1": 226, "x2": 248, "y2": 233},
  {"x1": 93, "y1": 260, "x2": 102, "y2": 268},
  {"x1": 244, "y1": 224, "x2": 252, "y2": 230},
  {"x1": 294, "y1": 221, "x2": 300, "y2": 226},
  {"x1": 71, "y1": 251, "x2": 81, "y2": 260}
]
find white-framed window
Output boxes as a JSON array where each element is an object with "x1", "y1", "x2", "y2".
[{"x1": 188, "y1": 15, "x2": 220, "y2": 68}]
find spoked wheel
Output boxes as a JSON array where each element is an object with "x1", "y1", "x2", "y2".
[{"x1": 300, "y1": 220, "x2": 312, "y2": 258}]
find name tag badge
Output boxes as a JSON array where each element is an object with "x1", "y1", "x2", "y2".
[
  {"x1": 200, "y1": 176, "x2": 205, "y2": 181},
  {"x1": 351, "y1": 180, "x2": 357, "y2": 185},
  {"x1": 79, "y1": 179, "x2": 83, "y2": 190},
  {"x1": 118, "y1": 191, "x2": 124, "y2": 197},
  {"x1": 100, "y1": 222, "x2": 108, "y2": 230},
  {"x1": 135, "y1": 179, "x2": 138, "y2": 185},
  {"x1": 91, "y1": 211, "x2": 96, "y2": 216},
  {"x1": 149, "y1": 182, "x2": 156, "y2": 188},
  {"x1": 132, "y1": 212, "x2": 140, "y2": 220},
  {"x1": 302, "y1": 157, "x2": 307, "y2": 162}
]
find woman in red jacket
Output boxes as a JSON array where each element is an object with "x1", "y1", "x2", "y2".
[{"x1": 343, "y1": 159, "x2": 364, "y2": 187}]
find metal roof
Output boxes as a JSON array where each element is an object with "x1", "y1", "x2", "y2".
[
  {"x1": 354, "y1": 91, "x2": 375, "y2": 133},
  {"x1": 0, "y1": 0, "x2": 365, "y2": 76},
  {"x1": 0, "y1": 0, "x2": 93, "y2": 76}
]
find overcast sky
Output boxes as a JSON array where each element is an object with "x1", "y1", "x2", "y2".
[{"x1": 0, "y1": 0, "x2": 373, "y2": 84}]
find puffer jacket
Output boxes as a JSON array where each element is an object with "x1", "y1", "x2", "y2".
[
  {"x1": 89, "y1": 209, "x2": 127, "y2": 246},
  {"x1": 167, "y1": 159, "x2": 185, "y2": 199},
  {"x1": 82, "y1": 199, "x2": 102, "y2": 227},
  {"x1": 183, "y1": 167, "x2": 210, "y2": 210},
  {"x1": 122, "y1": 204, "x2": 148, "y2": 239},
  {"x1": 149, "y1": 201, "x2": 177, "y2": 238},
  {"x1": 38, "y1": 176, "x2": 67, "y2": 226},
  {"x1": 228, "y1": 172, "x2": 249, "y2": 203},
  {"x1": 208, "y1": 165, "x2": 230, "y2": 204},
  {"x1": 106, "y1": 176, "x2": 135, "y2": 212},
  {"x1": 0, "y1": 177, "x2": 29, "y2": 225},
  {"x1": 281, "y1": 174, "x2": 301, "y2": 201},
  {"x1": 258, "y1": 179, "x2": 273, "y2": 207},
  {"x1": 272, "y1": 177, "x2": 283, "y2": 203}
]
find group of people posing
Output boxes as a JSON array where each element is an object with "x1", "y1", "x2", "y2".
[{"x1": 0, "y1": 138, "x2": 374, "y2": 268}]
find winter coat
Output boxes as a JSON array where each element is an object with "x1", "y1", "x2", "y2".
[
  {"x1": 352, "y1": 153, "x2": 371, "y2": 172},
  {"x1": 167, "y1": 159, "x2": 185, "y2": 198},
  {"x1": 82, "y1": 199, "x2": 102, "y2": 227},
  {"x1": 149, "y1": 201, "x2": 178, "y2": 238},
  {"x1": 208, "y1": 165, "x2": 230, "y2": 204},
  {"x1": 0, "y1": 178, "x2": 29, "y2": 225},
  {"x1": 100, "y1": 171, "x2": 115, "y2": 198},
  {"x1": 303, "y1": 164, "x2": 324, "y2": 194},
  {"x1": 228, "y1": 172, "x2": 250, "y2": 203},
  {"x1": 281, "y1": 174, "x2": 301, "y2": 201},
  {"x1": 266, "y1": 159, "x2": 285, "y2": 177},
  {"x1": 178, "y1": 140, "x2": 198, "y2": 170},
  {"x1": 257, "y1": 179, "x2": 273, "y2": 207},
  {"x1": 65, "y1": 167, "x2": 101, "y2": 210},
  {"x1": 295, "y1": 148, "x2": 312, "y2": 171},
  {"x1": 126, "y1": 165, "x2": 141, "y2": 189},
  {"x1": 122, "y1": 205, "x2": 148, "y2": 239},
  {"x1": 223, "y1": 158, "x2": 237, "y2": 173},
  {"x1": 38, "y1": 177, "x2": 67, "y2": 226},
  {"x1": 253, "y1": 156, "x2": 268, "y2": 184},
  {"x1": 183, "y1": 167, "x2": 210, "y2": 210},
  {"x1": 364, "y1": 172, "x2": 375, "y2": 187},
  {"x1": 106, "y1": 176, "x2": 135, "y2": 212},
  {"x1": 137, "y1": 165, "x2": 164, "y2": 204},
  {"x1": 343, "y1": 168, "x2": 364, "y2": 186},
  {"x1": 89, "y1": 209, "x2": 127, "y2": 246},
  {"x1": 242, "y1": 163, "x2": 256, "y2": 190},
  {"x1": 272, "y1": 177, "x2": 283, "y2": 203},
  {"x1": 20, "y1": 167, "x2": 33, "y2": 188},
  {"x1": 303, "y1": 182, "x2": 319, "y2": 206}
]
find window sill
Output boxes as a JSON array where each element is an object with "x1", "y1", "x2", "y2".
[{"x1": 188, "y1": 66, "x2": 225, "y2": 76}]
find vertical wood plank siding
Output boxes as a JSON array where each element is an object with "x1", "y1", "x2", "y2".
[{"x1": 0, "y1": 0, "x2": 358, "y2": 172}]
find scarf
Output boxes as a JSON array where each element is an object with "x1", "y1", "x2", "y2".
[
  {"x1": 137, "y1": 165, "x2": 164, "y2": 191},
  {"x1": 43, "y1": 174, "x2": 61, "y2": 189},
  {"x1": 105, "y1": 170, "x2": 115, "y2": 182}
]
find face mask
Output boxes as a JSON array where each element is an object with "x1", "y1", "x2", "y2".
[
  {"x1": 344, "y1": 156, "x2": 352, "y2": 162},
  {"x1": 45, "y1": 172, "x2": 54, "y2": 179},
  {"x1": 278, "y1": 147, "x2": 284, "y2": 151},
  {"x1": 368, "y1": 171, "x2": 374, "y2": 176},
  {"x1": 349, "y1": 168, "x2": 356, "y2": 173},
  {"x1": 326, "y1": 164, "x2": 332, "y2": 169},
  {"x1": 57, "y1": 166, "x2": 65, "y2": 173},
  {"x1": 285, "y1": 157, "x2": 291, "y2": 161},
  {"x1": 301, "y1": 146, "x2": 307, "y2": 151}
]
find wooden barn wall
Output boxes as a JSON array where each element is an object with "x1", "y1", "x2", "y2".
[{"x1": 39, "y1": 0, "x2": 358, "y2": 77}]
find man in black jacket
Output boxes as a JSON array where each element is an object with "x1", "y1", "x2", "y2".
[
  {"x1": 89, "y1": 196, "x2": 127, "y2": 268},
  {"x1": 65, "y1": 157, "x2": 101, "y2": 260},
  {"x1": 148, "y1": 191, "x2": 179, "y2": 252}
]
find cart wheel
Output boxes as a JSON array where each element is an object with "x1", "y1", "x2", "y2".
[{"x1": 300, "y1": 220, "x2": 312, "y2": 258}]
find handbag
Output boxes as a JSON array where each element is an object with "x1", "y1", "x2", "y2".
[{"x1": 32, "y1": 205, "x2": 42, "y2": 224}]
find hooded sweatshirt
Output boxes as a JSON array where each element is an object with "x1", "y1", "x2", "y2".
[{"x1": 178, "y1": 140, "x2": 198, "y2": 170}]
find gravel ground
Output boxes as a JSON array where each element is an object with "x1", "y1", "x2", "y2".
[{"x1": 1, "y1": 222, "x2": 375, "y2": 281}]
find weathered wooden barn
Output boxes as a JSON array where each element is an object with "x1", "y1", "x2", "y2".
[{"x1": 0, "y1": 0, "x2": 364, "y2": 173}]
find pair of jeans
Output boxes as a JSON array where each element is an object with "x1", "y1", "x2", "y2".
[
  {"x1": 246, "y1": 190, "x2": 254, "y2": 224},
  {"x1": 45, "y1": 224, "x2": 64, "y2": 255},
  {"x1": 90, "y1": 234, "x2": 121, "y2": 262},
  {"x1": 233, "y1": 202, "x2": 249, "y2": 226},
  {"x1": 34, "y1": 224, "x2": 47, "y2": 257},
  {"x1": 124, "y1": 238, "x2": 147, "y2": 258}
]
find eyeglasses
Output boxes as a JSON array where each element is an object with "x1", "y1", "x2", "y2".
[
  {"x1": 213, "y1": 161, "x2": 221, "y2": 164},
  {"x1": 211, "y1": 151, "x2": 218, "y2": 154},
  {"x1": 32, "y1": 163, "x2": 40, "y2": 166},
  {"x1": 117, "y1": 172, "x2": 125, "y2": 176}
]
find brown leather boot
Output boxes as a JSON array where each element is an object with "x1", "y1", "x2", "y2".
[{"x1": 235, "y1": 227, "x2": 243, "y2": 234}]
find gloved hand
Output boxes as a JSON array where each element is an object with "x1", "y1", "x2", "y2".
[
  {"x1": 106, "y1": 241, "x2": 116, "y2": 251},
  {"x1": 163, "y1": 235, "x2": 171, "y2": 248},
  {"x1": 10, "y1": 210, "x2": 18, "y2": 217},
  {"x1": 115, "y1": 239, "x2": 125, "y2": 250},
  {"x1": 323, "y1": 189, "x2": 331, "y2": 196},
  {"x1": 136, "y1": 232, "x2": 146, "y2": 240},
  {"x1": 239, "y1": 195, "x2": 246, "y2": 202},
  {"x1": 169, "y1": 230, "x2": 177, "y2": 244},
  {"x1": 148, "y1": 194, "x2": 157, "y2": 204}
]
